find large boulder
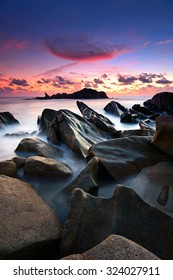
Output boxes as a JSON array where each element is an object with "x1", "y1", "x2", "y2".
[
  {"x1": 24, "y1": 156, "x2": 72, "y2": 178},
  {"x1": 15, "y1": 137, "x2": 63, "y2": 159},
  {"x1": 0, "y1": 112, "x2": 20, "y2": 130},
  {"x1": 47, "y1": 110, "x2": 111, "y2": 157},
  {"x1": 0, "y1": 175, "x2": 61, "y2": 259},
  {"x1": 104, "y1": 101, "x2": 128, "y2": 116},
  {"x1": 87, "y1": 136, "x2": 170, "y2": 182},
  {"x1": 0, "y1": 160, "x2": 17, "y2": 177},
  {"x1": 151, "y1": 116, "x2": 173, "y2": 158},
  {"x1": 62, "y1": 235, "x2": 159, "y2": 260},
  {"x1": 144, "y1": 92, "x2": 173, "y2": 114},
  {"x1": 76, "y1": 101, "x2": 119, "y2": 135},
  {"x1": 38, "y1": 108, "x2": 58, "y2": 134},
  {"x1": 60, "y1": 186, "x2": 173, "y2": 259}
]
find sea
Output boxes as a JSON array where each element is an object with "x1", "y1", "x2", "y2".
[{"x1": 1, "y1": 96, "x2": 173, "y2": 220}]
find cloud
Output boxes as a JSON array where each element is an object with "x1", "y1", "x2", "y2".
[
  {"x1": 0, "y1": 39, "x2": 28, "y2": 52},
  {"x1": 35, "y1": 62, "x2": 78, "y2": 77},
  {"x1": 118, "y1": 74, "x2": 138, "y2": 84},
  {"x1": 93, "y1": 78, "x2": 104, "y2": 84},
  {"x1": 9, "y1": 78, "x2": 29, "y2": 87},
  {"x1": 37, "y1": 78, "x2": 51, "y2": 84},
  {"x1": 102, "y1": 73, "x2": 108, "y2": 79},
  {"x1": 45, "y1": 34, "x2": 131, "y2": 61},
  {"x1": 156, "y1": 39, "x2": 173, "y2": 45},
  {"x1": 55, "y1": 76, "x2": 74, "y2": 85},
  {"x1": 156, "y1": 78, "x2": 172, "y2": 84}
]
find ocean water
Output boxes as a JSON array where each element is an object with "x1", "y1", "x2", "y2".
[{"x1": 1, "y1": 96, "x2": 172, "y2": 220}]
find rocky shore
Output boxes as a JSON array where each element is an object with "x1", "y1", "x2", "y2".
[{"x1": 1, "y1": 91, "x2": 173, "y2": 260}]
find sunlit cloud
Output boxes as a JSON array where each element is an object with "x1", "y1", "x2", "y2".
[
  {"x1": 45, "y1": 34, "x2": 131, "y2": 62},
  {"x1": 156, "y1": 39, "x2": 173, "y2": 45}
]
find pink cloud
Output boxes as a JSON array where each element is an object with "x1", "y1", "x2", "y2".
[
  {"x1": 156, "y1": 39, "x2": 173, "y2": 45},
  {"x1": 1, "y1": 39, "x2": 28, "y2": 51},
  {"x1": 45, "y1": 34, "x2": 131, "y2": 62}
]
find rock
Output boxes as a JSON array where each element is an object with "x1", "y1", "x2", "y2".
[
  {"x1": 121, "y1": 129, "x2": 154, "y2": 137},
  {"x1": 151, "y1": 116, "x2": 173, "y2": 158},
  {"x1": 77, "y1": 101, "x2": 119, "y2": 135},
  {"x1": 36, "y1": 88, "x2": 108, "y2": 100},
  {"x1": 157, "y1": 185, "x2": 170, "y2": 206},
  {"x1": 132, "y1": 104, "x2": 153, "y2": 115},
  {"x1": 0, "y1": 160, "x2": 17, "y2": 177},
  {"x1": 0, "y1": 175, "x2": 61, "y2": 259},
  {"x1": 144, "y1": 92, "x2": 173, "y2": 114},
  {"x1": 60, "y1": 186, "x2": 173, "y2": 259},
  {"x1": 12, "y1": 156, "x2": 26, "y2": 168},
  {"x1": 104, "y1": 101, "x2": 128, "y2": 116},
  {"x1": 62, "y1": 235, "x2": 160, "y2": 260},
  {"x1": 0, "y1": 112, "x2": 20, "y2": 130},
  {"x1": 87, "y1": 136, "x2": 170, "y2": 182},
  {"x1": 47, "y1": 110, "x2": 110, "y2": 157},
  {"x1": 62, "y1": 156, "x2": 99, "y2": 200},
  {"x1": 120, "y1": 112, "x2": 138, "y2": 123},
  {"x1": 38, "y1": 108, "x2": 58, "y2": 134},
  {"x1": 5, "y1": 131, "x2": 37, "y2": 137},
  {"x1": 24, "y1": 156, "x2": 72, "y2": 178},
  {"x1": 15, "y1": 137, "x2": 63, "y2": 159}
]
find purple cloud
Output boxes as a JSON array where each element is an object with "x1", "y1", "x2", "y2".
[
  {"x1": 9, "y1": 78, "x2": 29, "y2": 87},
  {"x1": 118, "y1": 74, "x2": 138, "y2": 84}
]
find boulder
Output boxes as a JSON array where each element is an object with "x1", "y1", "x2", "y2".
[
  {"x1": 12, "y1": 156, "x2": 26, "y2": 168},
  {"x1": 47, "y1": 110, "x2": 110, "y2": 157},
  {"x1": 144, "y1": 92, "x2": 173, "y2": 114},
  {"x1": 152, "y1": 116, "x2": 173, "y2": 158},
  {"x1": 104, "y1": 101, "x2": 128, "y2": 116},
  {"x1": 120, "y1": 112, "x2": 138, "y2": 123},
  {"x1": 38, "y1": 108, "x2": 58, "y2": 134},
  {"x1": 0, "y1": 112, "x2": 20, "y2": 130},
  {"x1": 87, "y1": 136, "x2": 170, "y2": 182},
  {"x1": 15, "y1": 137, "x2": 63, "y2": 159},
  {"x1": 76, "y1": 101, "x2": 119, "y2": 135},
  {"x1": 62, "y1": 235, "x2": 159, "y2": 260},
  {"x1": 0, "y1": 160, "x2": 17, "y2": 177},
  {"x1": 132, "y1": 104, "x2": 153, "y2": 115},
  {"x1": 24, "y1": 156, "x2": 72, "y2": 178},
  {"x1": 60, "y1": 186, "x2": 173, "y2": 259},
  {"x1": 0, "y1": 175, "x2": 61, "y2": 259}
]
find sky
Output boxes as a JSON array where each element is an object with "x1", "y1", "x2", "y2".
[{"x1": 0, "y1": 0, "x2": 173, "y2": 97}]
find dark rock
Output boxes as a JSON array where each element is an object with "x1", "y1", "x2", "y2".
[
  {"x1": 120, "y1": 112, "x2": 138, "y2": 123},
  {"x1": 60, "y1": 186, "x2": 173, "y2": 259},
  {"x1": 38, "y1": 109, "x2": 58, "y2": 134},
  {"x1": 77, "y1": 101, "x2": 119, "y2": 135},
  {"x1": 0, "y1": 160, "x2": 17, "y2": 177},
  {"x1": 0, "y1": 112, "x2": 20, "y2": 130},
  {"x1": 149, "y1": 113, "x2": 161, "y2": 120},
  {"x1": 36, "y1": 88, "x2": 108, "y2": 100},
  {"x1": 24, "y1": 156, "x2": 72, "y2": 178},
  {"x1": 47, "y1": 110, "x2": 112, "y2": 157},
  {"x1": 132, "y1": 104, "x2": 153, "y2": 115},
  {"x1": 121, "y1": 129, "x2": 154, "y2": 137},
  {"x1": 12, "y1": 156, "x2": 26, "y2": 168},
  {"x1": 151, "y1": 116, "x2": 173, "y2": 158},
  {"x1": 15, "y1": 137, "x2": 63, "y2": 159},
  {"x1": 0, "y1": 175, "x2": 61, "y2": 259},
  {"x1": 87, "y1": 136, "x2": 170, "y2": 182},
  {"x1": 62, "y1": 234, "x2": 160, "y2": 260},
  {"x1": 104, "y1": 101, "x2": 128, "y2": 116},
  {"x1": 144, "y1": 92, "x2": 173, "y2": 114},
  {"x1": 5, "y1": 131, "x2": 37, "y2": 137},
  {"x1": 157, "y1": 184, "x2": 170, "y2": 206}
]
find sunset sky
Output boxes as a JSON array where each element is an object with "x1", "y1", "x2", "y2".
[{"x1": 0, "y1": 0, "x2": 173, "y2": 97}]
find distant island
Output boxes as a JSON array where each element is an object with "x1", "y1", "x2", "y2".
[{"x1": 35, "y1": 88, "x2": 108, "y2": 100}]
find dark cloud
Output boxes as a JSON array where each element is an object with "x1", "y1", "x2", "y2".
[
  {"x1": 118, "y1": 74, "x2": 138, "y2": 84},
  {"x1": 93, "y1": 78, "x2": 104, "y2": 84},
  {"x1": 156, "y1": 78, "x2": 172, "y2": 84},
  {"x1": 45, "y1": 34, "x2": 131, "y2": 61},
  {"x1": 55, "y1": 76, "x2": 74, "y2": 85},
  {"x1": 139, "y1": 73, "x2": 153, "y2": 83},
  {"x1": 102, "y1": 73, "x2": 108, "y2": 78},
  {"x1": 37, "y1": 78, "x2": 51, "y2": 84},
  {"x1": 9, "y1": 78, "x2": 29, "y2": 87}
]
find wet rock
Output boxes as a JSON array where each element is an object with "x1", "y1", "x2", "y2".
[
  {"x1": 0, "y1": 112, "x2": 20, "y2": 130},
  {"x1": 144, "y1": 92, "x2": 173, "y2": 114},
  {"x1": 120, "y1": 112, "x2": 138, "y2": 123},
  {"x1": 157, "y1": 185, "x2": 170, "y2": 206},
  {"x1": 15, "y1": 137, "x2": 63, "y2": 159},
  {"x1": 87, "y1": 136, "x2": 170, "y2": 182},
  {"x1": 38, "y1": 108, "x2": 57, "y2": 134},
  {"x1": 0, "y1": 175, "x2": 61, "y2": 259},
  {"x1": 0, "y1": 160, "x2": 17, "y2": 177},
  {"x1": 132, "y1": 104, "x2": 153, "y2": 115},
  {"x1": 121, "y1": 129, "x2": 154, "y2": 137},
  {"x1": 152, "y1": 116, "x2": 173, "y2": 158},
  {"x1": 62, "y1": 234, "x2": 160, "y2": 260},
  {"x1": 47, "y1": 110, "x2": 110, "y2": 157},
  {"x1": 24, "y1": 156, "x2": 72, "y2": 178},
  {"x1": 12, "y1": 156, "x2": 26, "y2": 168},
  {"x1": 60, "y1": 186, "x2": 173, "y2": 259},
  {"x1": 104, "y1": 101, "x2": 128, "y2": 116},
  {"x1": 77, "y1": 101, "x2": 119, "y2": 135}
]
